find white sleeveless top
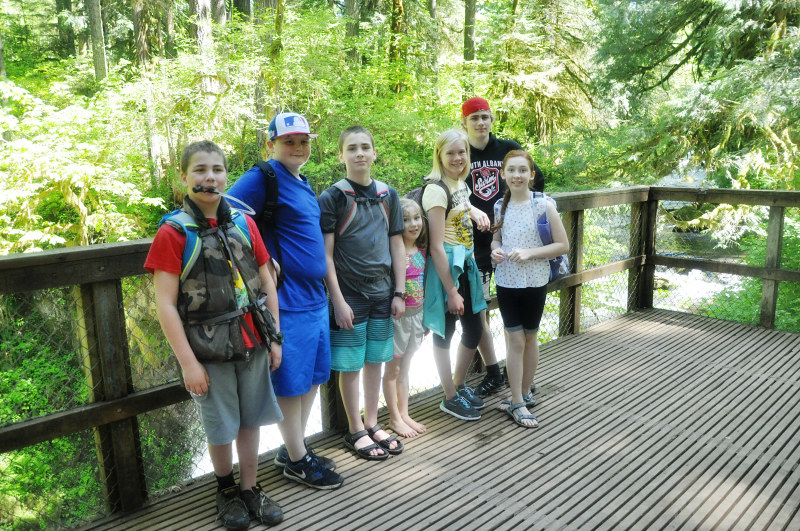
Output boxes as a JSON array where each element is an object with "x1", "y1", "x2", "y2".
[{"x1": 494, "y1": 194, "x2": 551, "y2": 289}]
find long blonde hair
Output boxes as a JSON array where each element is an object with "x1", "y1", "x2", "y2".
[{"x1": 426, "y1": 129, "x2": 470, "y2": 183}]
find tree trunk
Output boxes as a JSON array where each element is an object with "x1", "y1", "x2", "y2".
[
  {"x1": 212, "y1": 0, "x2": 227, "y2": 26},
  {"x1": 0, "y1": 31, "x2": 6, "y2": 79},
  {"x1": 255, "y1": 0, "x2": 277, "y2": 24},
  {"x1": 234, "y1": 0, "x2": 253, "y2": 19},
  {"x1": 255, "y1": 0, "x2": 285, "y2": 156},
  {"x1": 270, "y1": 0, "x2": 285, "y2": 61},
  {"x1": 55, "y1": 0, "x2": 75, "y2": 57},
  {"x1": 132, "y1": 0, "x2": 150, "y2": 67},
  {"x1": 86, "y1": 0, "x2": 108, "y2": 81},
  {"x1": 428, "y1": 0, "x2": 438, "y2": 96},
  {"x1": 388, "y1": 0, "x2": 405, "y2": 92},
  {"x1": 188, "y1": 0, "x2": 213, "y2": 55},
  {"x1": 464, "y1": 0, "x2": 476, "y2": 62},
  {"x1": 164, "y1": 3, "x2": 177, "y2": 58},
  {"x1": 345, "y1": 0, "x2": 359, "y2": 63},
  {"x1": 388, "y1": 0, "x2": 404, "y2": 63}
]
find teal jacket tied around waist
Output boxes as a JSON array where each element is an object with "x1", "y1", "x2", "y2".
[{"x1": 422, "y1": 243, "x2": 487, "y2": 339}]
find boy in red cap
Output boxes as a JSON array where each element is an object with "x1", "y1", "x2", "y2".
[{"x1": 461, "y1": 97, "x2": 545, "y2": 398}]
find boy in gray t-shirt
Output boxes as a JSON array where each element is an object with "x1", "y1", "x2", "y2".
[{"x1": 319, "y1": 126, "x2": 406, "y2": 461}]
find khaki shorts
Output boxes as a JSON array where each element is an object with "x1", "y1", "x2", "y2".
[
  {"x1": 392, "y1": 305, "x2": 425, "y2": 357},
  {"x1": 190, "y1": 346, "x2": 283, "y2": 446}
]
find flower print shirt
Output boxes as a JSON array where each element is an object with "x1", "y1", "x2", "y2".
[{"x1": 404, "y1": 247, "x2": 426, "y2": 307}]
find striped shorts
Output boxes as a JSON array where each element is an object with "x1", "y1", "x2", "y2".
[{"x1": 329, "y1": 284, "x2": 394, "y2": 372}]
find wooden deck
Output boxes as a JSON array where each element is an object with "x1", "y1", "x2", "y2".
[{"x1": 83, "y1": 309, "x2": 800, "y2": 530}]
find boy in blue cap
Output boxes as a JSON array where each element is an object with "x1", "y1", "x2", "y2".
[{"x1": 228, "y1": 113, "x2": 344, "y2": 489}]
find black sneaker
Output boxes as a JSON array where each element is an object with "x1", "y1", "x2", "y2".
[
  {"x1": 274, "y1": 441, "x2": 336, "y2": 471},
  {"x1": 284, "y1": 453, "x2": 344, "y2": 490},
  {"x1": 241, "y1": 483, "x2": 283, "y2": 526},
  {"x1": 440, "y1": 395, "x2": 480, "y2": 421},
  {"x1": 215, "y1": 486, "x2": 250, "y2": 530},
  {"x1": 457, "y1": 384, "x2": 486, "y2": 409},
  {"x1": 475, "y1": 373, "x2": 506, "y2": 397}
]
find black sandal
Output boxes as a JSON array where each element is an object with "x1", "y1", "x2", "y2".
[
  {"x1": 366, "y1": 424, "x2": 404, "y2": 455},
  {"x1": 343, "y1": 430, "x2": 388, "y2": 461}
]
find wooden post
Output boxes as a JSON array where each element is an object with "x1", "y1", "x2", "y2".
[
  {"x1": 639, "y1": 196, "x2": 658, "y2": 309},
  {"x1": 559, "y1": 210, "x2": 583, "y2": 336},
  {"x1": 628, "y1": 201, "x2": 655, "y2": 311},
  {"x1": 76, "y1": 280, "x2": 147, "y2": 513},
  {"x1": 760, "y1": 206, "x2": 785, "y2": 329},
  {"x1": 320, "y1": 372, "x2": 349, "y2": 432}
]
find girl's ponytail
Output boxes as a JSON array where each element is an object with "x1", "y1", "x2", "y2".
[{"x1": 492, "y1": 188, "x2": 512, "y2": 233}]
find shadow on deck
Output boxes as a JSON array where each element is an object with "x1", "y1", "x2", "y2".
[{"x1": 82, "y1": 309, "x2": 800, "y2": 530}]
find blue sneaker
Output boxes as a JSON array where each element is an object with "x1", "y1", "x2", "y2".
[
  {"x1": 274, "y1": 440, "x2": 336, "y2": 471},
  {"x1": 284, "y1": 453, "x2": 344, "y2": 490},
  {"x1": 457, "y1": 384, "x2": 486, "y2": 409}
]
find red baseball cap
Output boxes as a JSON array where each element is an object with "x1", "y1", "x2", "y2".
[{"x1": 462, "y1": 97, "x2": 491, "y2": 117}]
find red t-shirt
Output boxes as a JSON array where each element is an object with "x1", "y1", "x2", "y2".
[{"x1": 145, "y1": 215, "x2": 270, "y2": 348}]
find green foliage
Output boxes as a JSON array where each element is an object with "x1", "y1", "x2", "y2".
[
  {"x1": 0, "y1": 76, "x2": 166, "y2": 254},
  {"x1": 698, "y1": 213, "x2": 800, "y2": 332},
  {"x1": 0, "y1": 292, "x2": 102, "y2": 529}
]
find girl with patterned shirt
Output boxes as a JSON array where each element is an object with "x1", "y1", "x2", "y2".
[
  {"x1": 490, "y1": 150, "x2": 569, "y2": 428},
  {"x1": 384, "y1": 197, "x2": 429, "y2": 437}
]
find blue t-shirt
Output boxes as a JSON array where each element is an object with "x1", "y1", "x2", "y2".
[{"x1": 227, "y1": 159, "x2": 327, "y2": 311}]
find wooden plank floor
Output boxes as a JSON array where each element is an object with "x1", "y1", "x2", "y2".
[{"x1": 82, "y1": 309, "x2": 800, "y2": 530}]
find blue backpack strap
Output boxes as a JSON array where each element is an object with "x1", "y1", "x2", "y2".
[
  {"x1": 160, "y1": 210, "x2": 201, "y2": 281},
  {"x1": 159, "y1": 209, "x2": 252, "y2": 281},
  {"x1": 229, "y1": 209, "x2": 253, "y2": 248}
]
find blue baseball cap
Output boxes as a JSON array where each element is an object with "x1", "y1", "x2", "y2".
[{"x1": 268, "y1": 112, "x2": 318, "y2": 141}]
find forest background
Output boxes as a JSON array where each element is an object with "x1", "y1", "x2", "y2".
[
  {"x1": 0, "y1": 0, "x2": 798, "y2": 254},
  {"x1": 0, "y1": 0, "x2": 799, "y2": 529}
]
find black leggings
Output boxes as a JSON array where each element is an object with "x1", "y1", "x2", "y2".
[{"x1": 432, "y1": 271, "x2": 484, "y2": 350}]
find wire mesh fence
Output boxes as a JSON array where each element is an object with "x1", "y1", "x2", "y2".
[{"x1": 654, "y1": 203, "x2": 799, "y2": 333}]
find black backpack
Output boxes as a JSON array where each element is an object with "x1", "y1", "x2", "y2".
[
  {"x1": 405, "y1": 179, "x2": 452, "y2": 218},
  {"x1": 253, "y1": 161, "x2": 285, "y2": 289}
]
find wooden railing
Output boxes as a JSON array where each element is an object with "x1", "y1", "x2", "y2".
[{"x1": 1, "y1": 186, "x2": 798, "y2": 518}]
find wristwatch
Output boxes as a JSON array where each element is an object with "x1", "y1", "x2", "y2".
[
  {"x1": 272, "y1": 331, "x2": 284, "y2": 345},
  {"x1": 393, "y1": 291, "x2": 407, "y2": 301}
]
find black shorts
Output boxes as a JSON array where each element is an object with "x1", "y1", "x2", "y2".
[
  {"x1": 496, "y1": 285, "x2": 548, "y2": 333},
  {"x1": 432, "y1": 271, "x2": 484, "y2": 350}
]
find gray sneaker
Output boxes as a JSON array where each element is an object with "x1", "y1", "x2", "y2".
[
  {"x1": 215, "y1": 486, "x2": 250, "y2": 530},
  {"x1": 241, "y1": 483, "x2": 283, "y2": 526},
  {"x1": 440, "y1": 395, "x2": 480, "y2": 421},
  {"x1": 457, "y1": 384, "x2": 486, "y2": 409}
]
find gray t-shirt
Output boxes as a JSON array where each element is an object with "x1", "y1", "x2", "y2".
[{"x1": 319, "y1": 179, "x2": 404, "y2": 298}]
